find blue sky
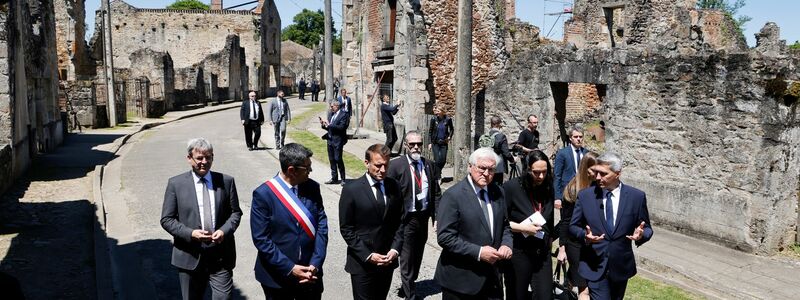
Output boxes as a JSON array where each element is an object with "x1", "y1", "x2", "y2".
[{"x1": 85, "y1": 0, "x2": 799, "y2": 46}]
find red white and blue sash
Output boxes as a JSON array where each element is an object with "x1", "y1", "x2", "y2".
[{"x1": 265, "y1": 177, "x2": 315, "y2": 239}]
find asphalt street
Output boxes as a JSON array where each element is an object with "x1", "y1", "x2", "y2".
[{"x1": 106, "y1": 102, "x2": 443, "y2": 299}]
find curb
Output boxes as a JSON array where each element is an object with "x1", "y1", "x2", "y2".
[
  {"x1": 636, "y1": 253, "x2": 735, "y2": 300},
  {"x1": 92, "y1": 102, "x2": 242, "y2": 298}
]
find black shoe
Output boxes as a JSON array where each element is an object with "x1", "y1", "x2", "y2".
[
  {"x1": 324, "y1": 179, "x2": 340, "y2": 185},
  {"x1": 248, "y1": 146, "x2": 253, "y2": 151},
  {"x1": 397, "y1": 288, "x2": 406, "y2": 299}
]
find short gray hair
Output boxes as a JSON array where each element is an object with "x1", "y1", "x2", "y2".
[
  {"x1": 569, "y1": 125, "x2": 584, "y2": 136},
  {"x1": 187, "y1": 138, "x2": 213, "y2": 155},
  {"x1": 405, "y1": 130, "x2": 421, "y2": 142},
  {"x1": 597, "y1": 152, "x2": 623, "y2": 172},
  {"x1": 469, "y1": 147, "x2": 499, "y2": 166},
  {"x1": 280, "y1": 143, "x2": 313, "y2": 172}
]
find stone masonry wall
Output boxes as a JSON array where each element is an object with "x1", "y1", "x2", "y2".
[
  {"x1": 487, "y1": 22, "x2": 800, "y2": 254},
  {"x1": 54, "y1": 0, "x2": 93, "y2": 80},
  {"x1": 107, "y1": 0, "x2": 266, "y2": 97}
]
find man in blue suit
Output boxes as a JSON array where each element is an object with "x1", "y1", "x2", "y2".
[
  {"x1": 320, "y1": 101, "x2": 349, "y2": 184},
  {"x1": 569, "y1": 152, "x2": 653, "y2": 300},
  {"x1": 251, "y1": 143, "x2": 328, "y2": 299},
  {"x1": 554, "y1": 126, "x2": 588, "y2": 208}
]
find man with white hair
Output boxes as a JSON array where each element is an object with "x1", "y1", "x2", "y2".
[
  {"x1": 435, "y1": 147, "x2": 513, "y2": 299},
  {"x1": 161, "y1": 138, "x2": 242, "y2": 300},
  {"x1": 569, "y1": 152, "x2": 653, "y2": 300}
]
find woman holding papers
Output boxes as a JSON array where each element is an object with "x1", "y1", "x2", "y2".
[
  {"x1": 502, "y1": 150, "x2": 556, "y2": 300},
  {"x1": 557, "y1": 151, "x2": 599, "y2": 300}
]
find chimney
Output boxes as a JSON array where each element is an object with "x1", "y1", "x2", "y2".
[
  {"x1": 255, "y1": 0, "x2": 265, "y2": 14},
  {"x1": 211, "y1": 0, "x2": 222, "y2": 10}
]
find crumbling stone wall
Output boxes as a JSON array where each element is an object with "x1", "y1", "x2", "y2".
[
  {"x1": 0, "y1": 0, "x2": 64, "y2": 195},
  {"x1": 341, "y1": 0, "x2": 509, "y2": 132},
  {"x1": 54, "y1": 0, "x2": 93, "y2": 80},
  {"x1": 106, "y1": 0, "x2": 278, "y2": 98},
  {"x1": 486, "y1": 7, "x2": 800, "y2": 254}
]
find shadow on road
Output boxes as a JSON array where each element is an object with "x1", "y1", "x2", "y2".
[{"x1": 33, "y1": 133, "x2": 124, "y2": 180}]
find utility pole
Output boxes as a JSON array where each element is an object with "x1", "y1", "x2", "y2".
[
  {"x1": 453, "y1": 0, "x2": 473, "y2": 179},
  {"x1": 324, "y1": 0, "x2": 334, "y2": 104},
  {"x1": 101, "y1": 0, "x2": 117, "y2": 127}
]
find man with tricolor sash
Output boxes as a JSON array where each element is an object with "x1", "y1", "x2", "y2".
[{"x1": 251, "y1": 143, "x2": 328, "y2": 299}]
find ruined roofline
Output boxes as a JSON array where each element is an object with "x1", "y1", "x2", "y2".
[{"x1": 132, "y1": 8, "x2": 258, "y2": 15}]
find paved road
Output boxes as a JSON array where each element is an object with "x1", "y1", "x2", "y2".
[{"x1": 108, "y1": 101, "x2": 443, "y2": 299}]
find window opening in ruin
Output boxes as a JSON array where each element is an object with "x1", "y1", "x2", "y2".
[
  {"x1": 383, "y1": 0, "x2": 397, "y2": 49},
  {"x1": 551, "y1": 82, "x2": 607, "y2": 150},
  {"x1": 602, "y1": 5, "x2": 625, "y2": 48}
]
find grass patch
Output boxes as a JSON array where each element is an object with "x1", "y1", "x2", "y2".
[
  {"x1": 288, "y1": 130, "x2": 365, "y2": 178},
  {"x1": 289, "y1": 103, "x2": 328, "y2": 127},
  {"x1": 626, "y1": 276, "x2": 704, "y2": 300},
  {"x1": 779, "y1": 243, "x2": 800, "y2": 259}
]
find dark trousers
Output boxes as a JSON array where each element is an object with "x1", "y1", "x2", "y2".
[
  {"x1": 311, "y1": 92, "x2": 319, "y2": 102},
  {"x1": 327, "y1": 143, "x2": 346, "y2": 181},
  {"x1": 400, "y1": 211, "x2": 429, "y2": 299},
  {"x1": 261, "y1": 281, "x2": 323, "y2": 300},
  {"x1": 177, "y1": 251, "x2": 233, "y2": 300},
  {"x1": 384, "y1": 122, "x2": 397, "y2": 152},
  {"x1": 503, "y1": 245, "x2": 553, "y2": 300},
  {"x1": 299, "y1": 88, "x2": 306, "y2": 100},
  {"x1": 350, "y1": 270, "x2": 393, "y2": 300},
  {"x1": 243, "y1": 121, "x2": 261, "y2": 149},
  {"x1": 441, "y1": 280, "x2": 503, "y2": 300},
  {"x1": 431, "y1": 143, "x2": 448, "y2": 179},
  {"x1": 588, "y1": 276, "x2": 629, "y2": 300}
]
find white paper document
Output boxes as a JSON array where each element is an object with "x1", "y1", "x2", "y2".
[{"x1": 520, "y1": 211, "x2": 546, "y2": 239}]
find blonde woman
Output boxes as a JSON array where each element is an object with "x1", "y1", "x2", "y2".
[{"x1": 557, "y1": 151, "x2": 598, "y2": 300}]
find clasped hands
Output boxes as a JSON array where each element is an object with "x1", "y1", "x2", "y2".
[
  {"x1": 479, "y1": 245, "x2": 512, "y2": 264},
  {"x1": 191, "y1": 229, "x2": 225, "y2": 244},
  {"x1": 368, "y1": 250, "x2": 398, "y2": 266},
  {"x1": 291, "y1": 264, "x2": 318, "y2": 283}
]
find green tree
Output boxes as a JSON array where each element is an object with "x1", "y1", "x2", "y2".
[
  {"x1": 333, "y1": 32, "x2": 343, "y2": 55},
  {"x1": 697, "y1": 0, "x2": 752, "y2": 35},
  {"x1": 167, "y1": 0, "x2": 209, "y2": 10},
  {"x1": 791, "y1": 41, "x2": 800, "y2": 50},
  {"x1": 282, "y1": 9, "x2": 338, "y2": 52}
]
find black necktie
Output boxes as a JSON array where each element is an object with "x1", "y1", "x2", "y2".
[
  {"x1": 375, "y1": 182, "x2": 386, "y2": 214},
  {"x1": 479, "y1": 189, "x2": 492, "y2": 237},
  {"x1": 575, "y1": 148, "x2": 582, "y2": 166},
  {"x1": 605, "y1": 191, "x2": 615, "y2": 233},
  {"x1": 413, "y1": 162, "x2": 422, "y2": 211}
]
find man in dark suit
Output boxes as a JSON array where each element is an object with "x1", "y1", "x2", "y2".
[
  {"x1": 386, "y1": 131, "x2": 440, "y2": 300},
  {"x1": 240, "y1": 91, "x2": 265, "y2": 151},
  {"x1": 319, "y1": 101, "x2": 349, "y2": 184},
  {"x1": 339, "y1": 144, "x2": 405, "y2": 300},
  {"x1": 435, "y1": 147, "x2": 513, "y2": 300},
  {"x1": 569, "y1": 152, "x2": 653, "y2": 300},
  {"x1": 161, "y1": 138, "x2": 243, "y2": 300},
  {"x1": 298, "y1": 78, "x2": 307, "y2": 100},
  {"x1": 310, "y1": 80, "x2": 320, "y2": 102},
  {"x1": 380, "y1": 94, "x2": 402, "y2": 153},
  {"x1": 251, "y1": 143, "x2": 328, "y2": 300},
  {"x1": 487, "y1": 116, "x2": 514, "y2": 187},
  {"x1": 554, "y1": 126, "x2": 588, "y2": 208},
  {"x1": 337, "y1": 88, "x2": 353, "y2": 117}
]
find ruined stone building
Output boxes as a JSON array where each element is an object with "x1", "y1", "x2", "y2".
[
  {"x1": 1, "y1": 0, "x2": 65, "y2": 194},
  {"x1": 106, "y1": 0, "x2": 280, "y2": 106},
  {"x1": 481, "y1": 0, "x2": 800, "y2": 254},
  {"x1": 340, "y1": 0, "x2": 514, "y2": 132},
  {"x1": 281, "y1": 40, "x2": 341, "y2": 93}
]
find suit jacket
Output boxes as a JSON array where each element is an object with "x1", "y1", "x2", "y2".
[
  {"x1": 568, "y1": 184, "x2": 653, "y2": 282},
  {"x1": 267, "y1": 97, "x2": 291, "y2": 123},
  {"x1": 310, "y1": 82, "x2": 320, "y2": 93},
  {"x1": 553, "y1": 146, "x2": 588, "y2": 200},
  {"x1": 435, "y1": 177, "x2": 513, "y2": 295},
  {"x1": 489, "y1": 129, "x2": 514, "y2": 174},
  {"x1": 322, "y1": 110, "x2": 349, "y2": 147},
  {"x1": 428, "y1": 116, "x2": 454, "y2": 144},
  {"x1": 386, "y1": 155, "x2": 441, "y2": 219},
  {"x1": 339, "y1": 175, "x2": 405, "y2": 274},
  {"x1": 299, "y1": 80, "x2": 307, "y2": 90},
  {"x1": 502, "y1": 176, "x2": 555, "y2": 249},
  {"x1": 337, "y1": 95, "x2": 353, "y2": 116},
  {"x1": 380, "y1": 103, "x2": 399, "y2": 126},
  {"x1": 240, "y1": 99, "x2": 265, "y2": 125},
  {"x1": 160, "y1": 171, "x2": 242, "y2": 270},
  {"x1": 251, "y1": 178, "x2": 328, "y2": 288}
]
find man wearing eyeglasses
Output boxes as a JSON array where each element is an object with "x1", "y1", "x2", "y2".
[
  {"x1": 386, "y1": 131, "x2": 440, "y2": 299},
  {"x1": 251, "y1": 143, "x2": 329, "y2": 299},
  {"x1": 161, "y1": 138, "x2": 243, "y2": 300},
  {"x1": 435, "y1": 147, "x2": 513, "y2": 300}
]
